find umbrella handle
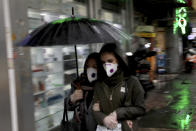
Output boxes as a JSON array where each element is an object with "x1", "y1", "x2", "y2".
[
  {"x1": 72, "y1": 7, "x2": 74, "y2": 17},
  {"x1": 72, "y1": 82, "x2": 81, "y2": 90},
  {"x1": 74, "y1": 45, "x2": 79, "y2": 77}
]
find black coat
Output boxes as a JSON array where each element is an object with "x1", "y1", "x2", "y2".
[{"x1": 65, "y1": 75, "x2": 97, "y2": 131}]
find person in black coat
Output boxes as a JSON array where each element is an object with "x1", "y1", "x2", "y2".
[{"x1": 65, "y1": 52, "x2": 103, "y2": 131}]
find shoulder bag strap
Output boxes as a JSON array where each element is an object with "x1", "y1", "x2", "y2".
[
  {"x1": 83, "y1": 92, "x2": 88, "y2": 112},
  {"x1": 62, "y1": 98, "x2": 69, "y2": 122},
  {"x1": 123, "y1": 79, "x2": 129, "y2": 104}
]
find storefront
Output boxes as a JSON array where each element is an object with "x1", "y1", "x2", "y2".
[{"x1": 0, "y1": 0, "x2": 131, "y2": 131}]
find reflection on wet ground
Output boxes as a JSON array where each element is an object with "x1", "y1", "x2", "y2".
[{"x1": 138, "y1": 70, "x2": 196, "y2": 131}]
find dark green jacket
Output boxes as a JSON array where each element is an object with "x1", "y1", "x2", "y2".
[{"x1": 92, "y1": 73, "x2": 145, "y2": 131}]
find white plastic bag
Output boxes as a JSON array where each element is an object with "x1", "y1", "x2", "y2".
[{"x1": 96, "y1": 123, "x2": 122, "y2": 131}]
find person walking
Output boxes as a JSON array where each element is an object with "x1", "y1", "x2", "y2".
[
  {"x1": 65, "y1": 52, "x2": 103, "y2": 131},
  {"x1": 92, "y1": 43, "x2": 145, "y2": 131}
]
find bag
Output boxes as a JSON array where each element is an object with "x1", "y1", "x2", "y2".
[
  {"x1": 84, "y1": 102, "x2": 97, "y2": 131},
  {"x1": 60, "y1": 120, "x2": 80, "y2": 131},
  {"x1": 60, "y1": 99, "x2": 81, "y2": 131},
  {"x1": 96, "y1": 124, "x2": 122, "y2": 131}
]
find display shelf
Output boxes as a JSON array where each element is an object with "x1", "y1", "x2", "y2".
[
  {"x1": 64, "y1": 68, "x2": 83, "y2": 75},
  {"x1": 32, "y1": 71, "x2": 64, "y2": 77},
  {"x1": 34, "y1": 100, "x2": 64, "y2": 121},
  {"x1": 34, "y1": 85, "x2": 65, "y2": 96},
  {"x1": 64, "y1": 58, "x2": 75, "y2": 62},
  {"x1": 64, "y1": 69, "x2": 77, "y2": 75},
  {"x1": 34, "y1": 90, "x2": 46, "y2": 96},
  {"x1": 32, "y1": 61, "x2": 63, "y2": 66},
  {"x1": 31, "y1": 47, "x2": 66, "y2": 127},
  {"x1": 64, "y1": 84, "x2": 71, "y2": 91},
  {"x1": 63, "y1": 58, "x2": 83, "y2": 62},
  {"x1": 47, "y1": 110, "x2": 74, "y2": 130},
  {"x1": 35, "y1": 109, "x2": 74, "y2": 131}
]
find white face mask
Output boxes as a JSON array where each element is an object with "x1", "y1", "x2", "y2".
[
  {"x1": 103, "y1": 63, "x2": 118, "y2": 77},
  {"x1": 87, "y1": 67, "x2": 97, "y2": 82}
]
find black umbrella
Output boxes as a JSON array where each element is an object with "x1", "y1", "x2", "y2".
[
  {"x1": 19, "y1": 9, "x2": 131, "y2": 77},
  {"x1": 20, "y1": 19, "x2": 130, "y2": 46}
]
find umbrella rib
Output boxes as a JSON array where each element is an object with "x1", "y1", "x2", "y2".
[
  {"x1": 30, "y1": 23, "x2": 48, "y2": 37},
  {"x1": 85, "y1": 21, "x2": 104, "y2": 43},
  {"x1": 27, "y1": 24, "x2": 49, "y2": 46},
  {"x1": 66, "y1": 22, "x2": 69, "y2": 45},
  {"x1": 75, "y1": 21, "x2": 83, "y2": 44},
  {"x1": 36, "y1": 24, "x2": 56, "y2": 46},
  {"x1": 103, "y1": 23, "x2": 131, "y2": 40},
  {"x1": 96, "y1": 22, "x2": 117, "y2": 43},
  {"x1": 53, "y1": 22, "x2": 64, "y2": 43}
]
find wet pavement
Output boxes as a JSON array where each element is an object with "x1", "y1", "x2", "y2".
[{"x1": 137, "y1": 70, "x2": 196, "y2": 131}]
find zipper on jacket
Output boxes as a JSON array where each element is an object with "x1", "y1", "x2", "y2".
[{"x1": 109, "y1": 82, "x2": 123, "y2": 110}]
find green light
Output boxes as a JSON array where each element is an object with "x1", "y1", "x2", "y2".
[
  {"x1": 177, "y1": 0, "x2": 186, "y2": 4},
  {"x1": 178, "y1": 8, "x2": 188, "y2": 34},
  {"x1": 171, "y1": 113, "x2": 192, "y2": 130},
  {"x1": 52, "y1": 17, "x2": 83, "y2": 24},
  {"x1": 185, "y1": 115, "x2": 190, "y2": 125},
  {"x1": 174, "y1": 0, "x2": 188, "y2": 35},
  {"x1": 51, "y1": 17, "x2": 101, "y2": 24},
  {"x1": 173, "y1": 20, "x2": 179, "y2": 34},
  {"x1": 180, "y1": 119, "x2": 185, "y2": 129},
  {"x1": 169, "y1": 81, "x2": 194, "y2": 130},
  {"x1": 170, "y1": 82, "x2": 190, "y2": 111},
  {"x1": 180, "y1": 114, "x2": 191, "y2": 129}
]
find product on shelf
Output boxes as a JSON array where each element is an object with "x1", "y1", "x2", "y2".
[
  {"x1": 34, "y1": 96, "x2": 46, "y2": 109},
  {"x1": 33, "y1": 80, "x2": 39, "y2": 93},
  {"x1": 38, "y1": 81, "x2": 45, "y2": 91}
]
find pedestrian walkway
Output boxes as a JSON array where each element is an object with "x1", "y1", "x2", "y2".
[{"x1": 138, "y1": 71, "x2": 196, "y2": 131}]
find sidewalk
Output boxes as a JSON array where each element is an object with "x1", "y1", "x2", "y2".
[{"x1": 137, "y1": 71, "x2": 196, "y2": 131}]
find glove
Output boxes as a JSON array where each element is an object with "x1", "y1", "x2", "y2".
[
  {"x1": 126, "y1": 120, "x2": 133, "y2": 129},
  {"x1": 103, "y1": 115, "x2": 118, "y2": 129},
  {"x1": 109, "y1": 111, "x2": 117, "y2": 121}
]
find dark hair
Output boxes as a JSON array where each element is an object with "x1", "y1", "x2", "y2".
[
  {"x1": 83, "y1": 52, "x2": 103, "y2": 80},
  {"x1": 99, "y1": 43, "x2": 131, "y2": 77}
]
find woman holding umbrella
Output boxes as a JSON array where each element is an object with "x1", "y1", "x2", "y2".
[
  {"x1": 65, "y1": 52, "x2": 103, "y2": 131},
  {"x1": 92, "y1": 43, "x2": 145, "y2": 131}
]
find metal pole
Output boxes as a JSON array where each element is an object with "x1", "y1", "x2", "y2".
[
  {"x1": 87, "y1": 0, "x2": 101, "y2": 19},
  {"x1": 87, "y1": 0, "x2": 94, "y2": 18},
  {"x1": 2, "y1": 0, "x2": 19, "y2": 131},
  {"x1": 72, "y1": 7, "x2": 74, "y2": 17},
  {"x1": 1, "y1": 0, "x2": 34, "y2": 131},
  {"x1": 125, "y1": 0, "x2": 134, "y2": 34},
  {"x1": 0, "y1": 1, "x2": 12, "y2": 131},
  {"x1": 74, "y1": 45, "x2": 79, "y2": 77}
]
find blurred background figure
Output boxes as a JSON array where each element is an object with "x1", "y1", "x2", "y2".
[{"x1": 127, "y1": 48, "x2": 157, "y2": 97}]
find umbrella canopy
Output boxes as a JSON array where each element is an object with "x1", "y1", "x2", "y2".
[
  {"x1": 19, "y1": 16, "x2": 132, "y2": 77},
  {"x1": 19, "y1": 17, "x2": 131, "y2": 46}
]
